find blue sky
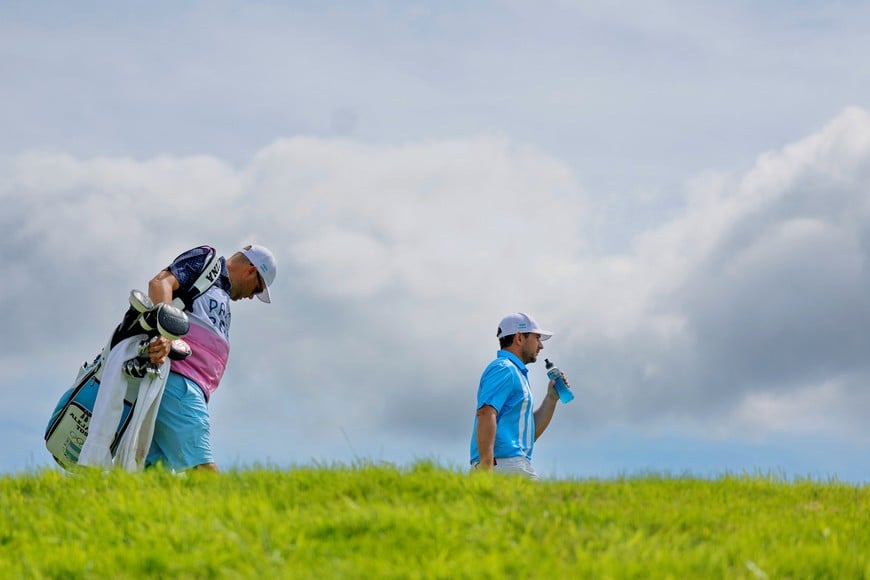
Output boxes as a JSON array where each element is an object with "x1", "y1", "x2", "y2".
[{"x1": 2, "y1": 1, "x2": 870, "y2": 482}]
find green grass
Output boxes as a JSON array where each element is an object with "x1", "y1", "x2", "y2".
[{"x1": 1, "y1": 463, "x2": 868, "y2": 578}]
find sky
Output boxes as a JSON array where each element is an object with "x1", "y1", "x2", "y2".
[{"x1": 3, "y1": 0, "x2": 870, "y2": 482}]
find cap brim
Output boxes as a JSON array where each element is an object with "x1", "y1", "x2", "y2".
[
  {"x1": 256, "y1": 284, "x2": 271, "y2": 303},
  {"x1": 539, "y1": 330, "x2": 553, "y2": 341}
]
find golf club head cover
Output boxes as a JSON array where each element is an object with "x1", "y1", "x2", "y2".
[
  {"x1": 140, "y1": 303, "x2": 190, "y2": 340},
  {"x1": 128, "y1": 289, "x2": 154, "y2": 314},
  {"x1": 168, "y1": 339, "x2": 192, "y2": 361},
  {"x1": 111, "y1": 289, "x2": 158, "y2": 348}
]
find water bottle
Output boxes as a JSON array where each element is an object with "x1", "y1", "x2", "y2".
[{"x1": 545, "y1": 359, "x2": 574, "y2": 404}]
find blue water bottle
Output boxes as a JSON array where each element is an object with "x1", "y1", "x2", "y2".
[{"x1": 545, "y1": 358, "x2": 574, "y2": 404}]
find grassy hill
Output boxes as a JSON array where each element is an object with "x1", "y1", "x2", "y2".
[{"x1": 1, "y1": 463, "x2": 867, "y2": 578}]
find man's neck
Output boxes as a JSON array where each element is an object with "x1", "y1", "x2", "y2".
[{"x1": 503, "y1": 345, "x2": 528, "y2": 365}]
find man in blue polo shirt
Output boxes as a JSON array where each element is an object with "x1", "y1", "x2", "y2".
[{"x1": 470, "y1": 312, "x2": 569, "y2": 480}]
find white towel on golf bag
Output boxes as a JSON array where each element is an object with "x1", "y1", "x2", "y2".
[
  {"x1": 113, "y1": 365, "x2": 167, "y2": 471},
  {"x1": 78, "y1": 336, "x2": 169, "y2": 471}
]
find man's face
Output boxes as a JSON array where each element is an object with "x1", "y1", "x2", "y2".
[
  {"x1": 230, "y1": 262, "x2": 265, "y2": 301},
  {"x1": 519, "y1": 332, "x2": 544, "y2": 364}
]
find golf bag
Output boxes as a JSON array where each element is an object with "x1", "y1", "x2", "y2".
[{"x1": 44, "y1": 291, "x2": 191, "y2": 468}]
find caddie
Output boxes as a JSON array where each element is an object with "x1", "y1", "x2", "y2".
[{"x1": 144, "y1": 244, "x2": 276, "y2": 472}]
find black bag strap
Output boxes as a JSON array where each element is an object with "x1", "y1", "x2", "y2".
[{"x1": 171, "y1": 247, "x2": 222, "y2": 310}]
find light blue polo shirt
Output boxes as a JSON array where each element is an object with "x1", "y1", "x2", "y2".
[{"x1": 470, "y1": 350, "x2": 536, "y2": 464}]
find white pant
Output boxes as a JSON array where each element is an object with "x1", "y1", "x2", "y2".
[{"x1": 473, "y1": 456, "x2": 540, "y2": 480}]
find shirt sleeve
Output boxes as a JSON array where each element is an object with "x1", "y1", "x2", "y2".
[{"x1": 477, "y1": 363, "x2": 517, "y2": 414}]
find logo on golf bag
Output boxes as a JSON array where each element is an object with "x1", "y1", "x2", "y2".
[{"x1": 44, "y1": 364, "x2": 135, "y2": 467}]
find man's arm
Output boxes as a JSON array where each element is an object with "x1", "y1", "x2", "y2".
[
  {"x1": 533, "y1": 373, "x2": 568, "y2": 440},
  {"x1": 148, "y1": 269, "x2": 180, "y2": 305},
  {"x1": 145, "y1": 270, "x2": 181, "y2": 365},
  {"x1": 475, "y1": 405, "x2": 498, "y2": 470}
]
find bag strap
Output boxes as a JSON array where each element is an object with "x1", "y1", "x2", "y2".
[{"x1": 171, "y1": 247, "x2": 222, "y2": 310}]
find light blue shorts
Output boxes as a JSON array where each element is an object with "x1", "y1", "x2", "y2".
[{"x1": 145, "y1": 372, "x2": 213, "y2": 471}]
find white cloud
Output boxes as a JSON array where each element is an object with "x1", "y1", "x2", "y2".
[
  {"x1": 599, "y1": 107, "x2": 870, "y2": 437},
  {"x1": 731, "y1": 380, "x2": 854, "y2": 439},
  {"x1": 1, "y1": 132, "x2": 591, "y2": 468},
  {"x1": 4, "y1": 107, "x2": 870, "y2": 474}
]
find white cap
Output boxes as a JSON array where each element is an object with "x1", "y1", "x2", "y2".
[
  {"x1": 241, "y1": 244, "x2": 277, "y2": 303},
  {"x1": 496, "y1": 312, "x2": 553, "y2": 341}
]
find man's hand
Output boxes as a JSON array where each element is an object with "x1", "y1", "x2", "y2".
[
  {"x1": 476, "y1": 405, "x2": 498, "y2": 471},
  {"x1": 147, "y1": 336, "x2": 172, "y2": 365},
  {"x1": 546, "y1": 371, "x2": 569, "y2": 402},
  {"x1": 477, "y1": 457, "x2": 495, "y2": 471}
]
